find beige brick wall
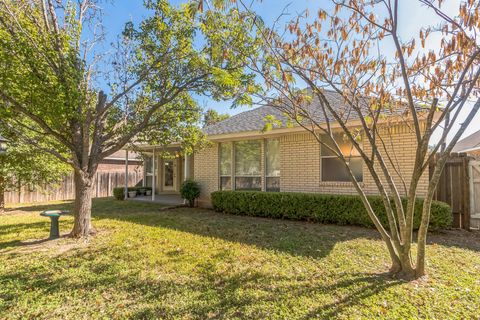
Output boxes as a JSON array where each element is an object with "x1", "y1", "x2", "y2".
[
  {"x1": 193, "y1": 124, "x2": 429, "y2": 206},
  {"x1": 280, "y1": 126, "x2": 429, "y2": 196},
  {"x1": 363, "y1": 125, "x2": 429, "y2": 197},
  {"x1": 193, "y1": 144, "x2": 219, "y2": 206},
  {"x1": 280, "y1": 133, "x2": 321, "y2": 193}
]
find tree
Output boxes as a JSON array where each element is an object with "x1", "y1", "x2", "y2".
[
  {"x1": 225, "y1": 0, "x2": 479, "y2": 278},
  {"x1": 0, "y1": 0, "x2": 258, "y2": 236},
  {"x1": 0, "y1": 131, "x2": 69, "y2": 213},
  {"x1": 202, "y1": 108, "x2": 230, "y2": 127}
]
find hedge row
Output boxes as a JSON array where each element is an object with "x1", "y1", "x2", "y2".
[
  {"x1": 211, "y1": 191, "x2": 452, "y2": 231},
  {"x1": 113, "y1": 187, "x2": 152, "y2": 200}
]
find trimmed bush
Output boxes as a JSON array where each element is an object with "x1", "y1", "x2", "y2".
[
  {"x1": 113, "y1": 187, "x2": 152, "y2": 200},
  {"x1": 211, "y1": 191, "x2": 452, "y2": 231},
  {"x1": 180, "y1": 179, "x2": 201, "y2": 207}
]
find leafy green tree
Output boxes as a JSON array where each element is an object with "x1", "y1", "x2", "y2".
[
  {"x1": 0, "y1": 0, "x2": 258, "y2": 236},
  {"x1": 202, "y1": 109, "x2": 230, "y2": 127}
]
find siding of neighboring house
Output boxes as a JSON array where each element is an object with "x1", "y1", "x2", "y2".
[
  {"x1": 98, "y1": 162, "x2": 142, "y2": 173},
  {"x1": 193, "y1": 123, "x2": 429, "y2": 207}
]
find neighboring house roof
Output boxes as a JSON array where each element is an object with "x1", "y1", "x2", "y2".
[
  {"x1": 453, "y1": 129, "x2": 480, "y2": 153},
  {"x1": 104, "y1": 150, "x2": 141, "y2": 162},
  {"x1": 204, "y1": 90, "x2": 421, "y2": 136}
]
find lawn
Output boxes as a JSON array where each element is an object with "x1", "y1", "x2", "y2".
[{"x1": 1, "y1": 199, "x2": 479, "y2": 319}]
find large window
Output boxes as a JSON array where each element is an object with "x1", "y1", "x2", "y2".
[
  {"x1": 234, "y1": 140, "x2": 262, "y2": 190},
  {"x1": 321, "y1": 133, "x2": 363, "y2": 182},
  {"x1": 219, "y1": 143, "x2": 232, "y2": 190},
  {"x1": 265, "y1": 139, "x2": 280, "y2": 192},
  {"x1": 219, "y1": 139, "x2": 278, "y2": 192}
]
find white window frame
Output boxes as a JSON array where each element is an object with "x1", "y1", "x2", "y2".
[
  {"x1": 320, "y1": 133, "x2": 363, "y2": 183},
  {"x1": 264, "y1": 138, "x2": 281, "y2": 192},
  {"x1": 219, "y1": 142, "x2": 233, "y2": 190},
  {"x1": 234, "y1": 140, "x2": 262, "y2": 191},
  {"x1": 219, "y1": 140, "x2": 267, "y2": 191}
]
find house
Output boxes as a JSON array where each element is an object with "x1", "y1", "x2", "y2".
[
  {"x1": 132, "y1": 91, "x2": 431, "y2": 207},
  {"x1": 452, "y1": 129, "x2": 480, "y2": 156},
  {"x1": 99, "y1": 150, "x2": 142, "y2": 174}
]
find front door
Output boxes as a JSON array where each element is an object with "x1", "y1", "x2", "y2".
[{"x1": 163, "y1": 159, "x2": 176, "y2": 191}]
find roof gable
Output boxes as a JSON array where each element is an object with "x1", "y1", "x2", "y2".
[{"x1": 453, "y1": 129, "x2": 480, "y2": 152}]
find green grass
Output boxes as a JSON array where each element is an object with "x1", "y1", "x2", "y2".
[{"x1": 1, "y1": 198, "x2": 479, "y2": 319}]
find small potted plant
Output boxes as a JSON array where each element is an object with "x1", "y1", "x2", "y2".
[
  {"x1": 145, "y1": 189, "x2": 152, "y2": 196},
  {"x1": 128, "y1": 189, "x2": 137, "y2": 198},
  {"x1": 138, "y1": 188, "x2": 146, "y2": 196},
  {"x1": 180, "y1": 179, "x2": 201, "y2": 207}
]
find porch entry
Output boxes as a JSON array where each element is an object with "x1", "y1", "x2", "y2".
[
  {"x1": 162, "y1": 159, "x2": 176, "y2": 191},
  {"x1": 143, "y1": 151, "x2": 192, "y2": 195}
]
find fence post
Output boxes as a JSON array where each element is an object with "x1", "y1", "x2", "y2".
[{"x1": 463, "y1": 155, "x2": 471, "y2": 230}]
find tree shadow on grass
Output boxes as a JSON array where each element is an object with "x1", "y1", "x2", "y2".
[
  {"x1": 94, "y1": 203, "x2": 387, "y2": 260},
  {"x1": 0, "y1": 242, "x2": 402, "y2": 319},
  {"x1": 6, "y1": 198, "x2": 480, "y2": 255},
  {"x1": 5, "y1": 201, "x2": 74, "y2": 213},
  {"x1": 99, "y1": 203, "x2": 480, "y2": 255},
  {"x1": 0, "y1": 221, "x2": 48, "y2": 237},
  {"x1": 0, "y1": 200, "x2": 406, "y2": 318},
  {"x1": 0, "y1": 218, "x2": 74, "y2": 251}
]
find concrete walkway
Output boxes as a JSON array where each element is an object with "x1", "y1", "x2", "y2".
[{"x1": 128, "y1": 194, "x2": 185, "y2": 206}]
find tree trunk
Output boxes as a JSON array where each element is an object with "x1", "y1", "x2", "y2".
[
  {"x1": 415, "y1": 194, "x2": 435, "y2": 277},
  {"x1": 385, "y1": 240, "x2": 416, "y2": 279},
  {"x1": 70, "y1": 170, "x2": 95, "y2": 237}
]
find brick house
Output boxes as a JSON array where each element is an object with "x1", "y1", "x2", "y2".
[
  {"x1": 134, "y1": 91, "x2": 431, "y2": 207},
  {"x1": 99, "y1": 150, "x2": 142, "y2": 174}
]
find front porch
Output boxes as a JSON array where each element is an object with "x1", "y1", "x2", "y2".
[
  {"x1": 129, "y1": 193, "x2": 185, "y2": 206},
  {"x1": 124, "y1": 143, "x2": 194, "y2": 202}
]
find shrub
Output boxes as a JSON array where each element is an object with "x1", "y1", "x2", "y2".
[
  {"x1": 113, "y1": 187, "x2": 152, "y2": 200},
  {"x1": 180, "y1": 179, "x2": 201, "y2": 207},
  {"x1": 211, "y1": 191, "x2": 452, "y2": 231}
]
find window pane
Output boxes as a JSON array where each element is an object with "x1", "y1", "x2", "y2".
[
  {"x1": 145, "y1": 156, "x2": 153, "y2": 174},
  {"x1": 266, "y1": 177, "x2": 280, "y2": 192},
  {"x1": 145, "y1": 176, "x2": 153, "y2": 187},
  {"x1": 220, "y1": 177, "x2": 232, "y2": 190},
  {"x1": 322, "y1": 157, "x2": 363, "y2": 182},
  {"x1": 266, "y1": 139, "x2": 280, "y2": 177},
  {"x1": 321, "y1": 133, "x2": 361, "y2": 157},
  {"x1": 350, "y1": 157, "x2": 363, "y2": 182},
  {"x1": 235, "y1": 140, "x2": 261, "y2": 176},
  {"x1": 219, "y1": 143, "x2": 232, "y2": 176},
  {"x1": 235, "y1": 177, "x2": 262, "y2": 191}
]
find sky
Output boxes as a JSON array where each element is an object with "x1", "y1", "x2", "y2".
[{"x1": 92, "y1": 0, "x2": 480, "y2": 142}]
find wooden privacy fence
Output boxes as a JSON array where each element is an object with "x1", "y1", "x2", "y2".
[
  {"x1": 430, "y1": 153, "x2": 472, "y2": 230},
  {"x1": 4, "y1": 171, "x2": 142, "y2": 205}
]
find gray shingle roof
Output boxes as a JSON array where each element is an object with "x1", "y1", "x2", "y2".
[
  {"x1": 204, "y1": 105, "x2": 287, "y2": 136},
  {"x1": 204, "y1": 90, "x2": 405, "y2": 136},
  {"x1": 453, "y1": 129, "x2": 480, "y2": 152}
]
